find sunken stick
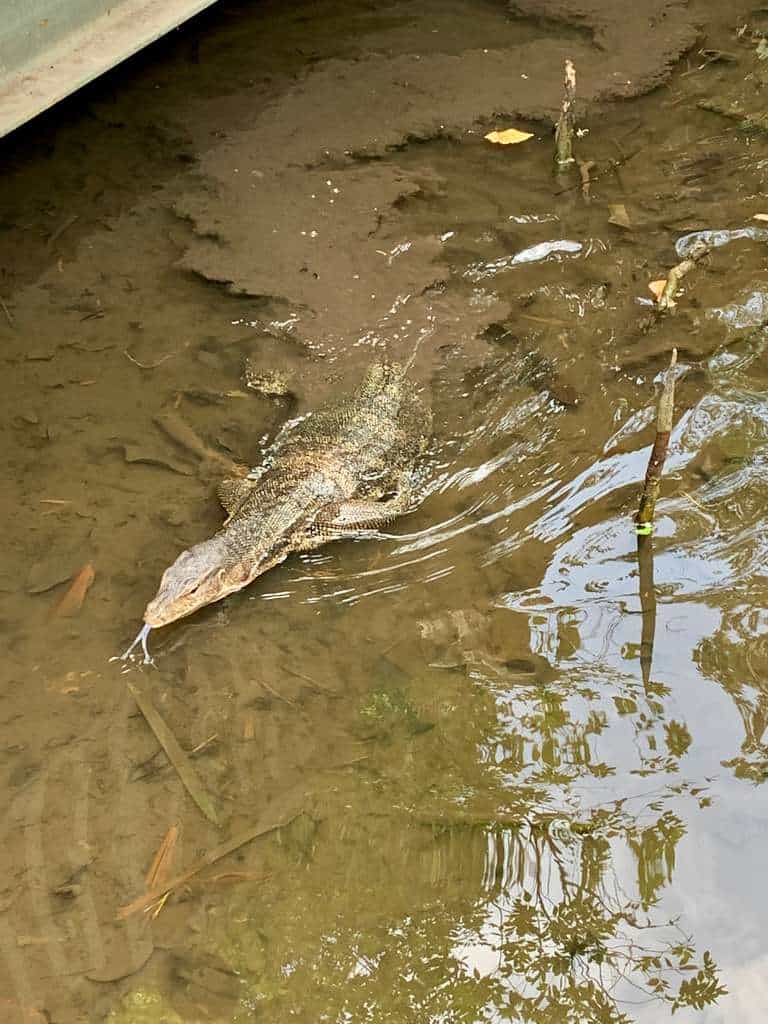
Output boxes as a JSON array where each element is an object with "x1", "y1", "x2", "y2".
[{"x1": 128, "y1": 681, "x2": 221, "y2": 826}]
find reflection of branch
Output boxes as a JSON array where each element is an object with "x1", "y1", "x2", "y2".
[
  {"x1": 638, "y1": 532, "x2": 656, "y2": 687},
  {"x1": 532, "y1": 834, "x2": 553, "y2": 923},
  {"x1": 543, "y1": 832, "x2": 571, "y2": 898}
]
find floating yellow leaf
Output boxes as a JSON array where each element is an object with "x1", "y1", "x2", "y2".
[
  {"x1": 753, "y1": 213, "x2": 768, "y2": 221},
  {"x1": 648, "y1": 279, "x2": 667, "y2": 302},
  {"x1": 484, "y1": 128, "x2": 534, "y2": 145}
]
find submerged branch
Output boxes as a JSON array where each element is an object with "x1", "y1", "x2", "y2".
[{"x1": 128, "y1": 681, "x2": 221, "y2": 826}]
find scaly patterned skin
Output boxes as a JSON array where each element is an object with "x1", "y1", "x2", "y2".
[{"x1": 139, "y1": 362, "x2": 431, "y2": 631}]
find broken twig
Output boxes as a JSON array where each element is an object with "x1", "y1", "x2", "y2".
[
  {"x1": 635, "y1": 349, "x2": 678, "y2": 534},
  {"x1": 554, "y1": 59, "x2": 577, "y2": 168},
  {"x1": 657, "y1": 239, "x2": 711, "y2": 311},
  {"x1": 127, "y1": 681, "x2": 221, "y2": 826}
]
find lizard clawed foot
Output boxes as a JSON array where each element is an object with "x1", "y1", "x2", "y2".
[{"x1": 115, "y1": 623, "x2": 155, "y2": 666}]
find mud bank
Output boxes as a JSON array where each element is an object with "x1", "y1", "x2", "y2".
[{"x1": 177, "y1": 0, "x2": 703, "y2": 342}]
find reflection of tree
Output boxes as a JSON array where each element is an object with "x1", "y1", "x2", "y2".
[
  {"x1": 696, "y1": 604, "x2": 768, "y2": 781},
  {"x1": 637, "y1": 531, "x2": 657, "y2": 688},
  {"x1": 200, "y1": 790, "x2": 723, "y2": 1024},
  {"x1": 108, "y1": 612, "x2": 726, "y2": 1024},
  {"x1": 168, "y1": 655, "x2": 726, "y2": 1024}
]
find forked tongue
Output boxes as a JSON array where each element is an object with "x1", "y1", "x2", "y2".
[{"x1": 119, "y1": 622, "x2": 154, "y2": 665}]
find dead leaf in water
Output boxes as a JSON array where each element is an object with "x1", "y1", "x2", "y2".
[
  {"x1": 608, "y1": 203, "x2": 632, "y2": 229},
  {"x1": 753, "y1": 213, "x2": 768, "y2": 222},
  {"x1": 50, "y1": 563, "x2": 95, "y2": 617},
  {"x1": 484, "y1": 128, "x2": 534, "y2": 145},
  {"x1": 648, "y1": 279, "x2": 668, "y2": 302}
]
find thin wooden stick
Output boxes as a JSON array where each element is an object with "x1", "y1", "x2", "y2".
[
  {"x1": 127, "y1": 681, "x2": 221, "y2": 826},
  {"x1": 0, "y1": 297, "x2": 14, "y2": 327},
  {"x1": 635, "y1": 349, "x2": 678, "y2": 533}
]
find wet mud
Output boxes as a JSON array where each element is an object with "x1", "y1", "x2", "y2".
[{"x1": 1, "y1": 0, "x2": 768, "y2": 1021}]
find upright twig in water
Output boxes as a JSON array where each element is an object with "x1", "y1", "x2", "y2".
[
  {"x1": 554, "y1": 60, "x2": 577, "y2": 169},
  {"x1": 635, "y1": 349, "x2": 678, "y2": 534}
]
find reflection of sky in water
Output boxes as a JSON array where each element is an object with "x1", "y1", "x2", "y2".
[
  {"x1": 710, "y1": 289, "x2": 768, "y2": 329},
  {"x1": 675, "y1": 227, "x2": 768, "y2": 257},
  {"x1": 455, "y1": 355, "x2": 768, "y2": 1021}
]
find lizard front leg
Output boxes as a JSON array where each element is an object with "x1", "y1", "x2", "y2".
[{"x1": 316, "y1": 487, "x2": 414, "y2": 539}]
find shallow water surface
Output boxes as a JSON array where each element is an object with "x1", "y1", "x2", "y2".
[{"x1": 1, "y1": 1, "x2": 767, "y2": 1021}]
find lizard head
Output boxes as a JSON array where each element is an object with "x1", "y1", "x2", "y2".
[
  {"x1": 143, "y1": 534, "x2": 252, "y2": 628},
  {"x1": 142, "y1": 527, "x2": 301, "y2": 628}
]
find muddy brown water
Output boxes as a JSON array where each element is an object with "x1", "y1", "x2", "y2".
[{"x1": 2, "y1": 0, "x2": 768, "y2": 1021}]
